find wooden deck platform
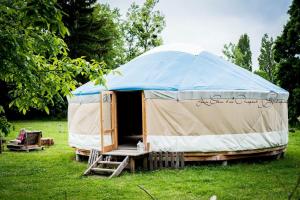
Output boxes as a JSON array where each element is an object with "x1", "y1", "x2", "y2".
[
  {"x1": 77, "y1": 145, "x2": 286, "y2": 175},
  {"x1": 102, "y1": 149, "x2": 149, "y2": 157},
  {"x1": 103, "y1": 150, "x2": 149, "y2": 173}
]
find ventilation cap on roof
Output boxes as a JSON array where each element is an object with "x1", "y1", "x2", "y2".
[{"x1": 139, "y1": 43, "x2": 204, "y2": 58}]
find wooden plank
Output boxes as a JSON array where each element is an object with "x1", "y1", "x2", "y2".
[
  {"x1": 183, "y1": 146, "x2": 286, "y2": 157},
  {"x1": 110, "y1": 93, "x2": 114, "y2": 150},
  {"x1": 159, "y1": 152, "x2": 163, "y2": 169},
  {"x1": 142, "y1": 91, "x2": 147, "y2": 150},
  {"x1": 91, "y1": 168, "x2": 115, "y2": 173},
  {"x1": 130, "y1": 157, "x2": 135, "y2": 173},
  {"x1": 37, "y1": 133, "x2": 41, "y2": 147},
  {"x1": 164, "y1": 152, "x2": 169, "y2": 168},
  {"x1": 103, "y1": 145, "x2": 114, "y2": 153},
  {"x1": 183, "y1": 149, "x2": 285, "y2": 161},
  {"x1": 103, "y1": 129, "x2": 114, "y2": 133},
  {"x1": 100, "y1": 93, "x2": 104, "y2": 152},
  {"x1": 98, "y1": 161, "x2": 122, "y2": 165},
  {"x1": 149, "y1": 153, "x2": 153, "y2": 170},
  {"x1": 76, "y1": 148, "x2": 90, "y2": 156},
  {"x1": 153, "y1": 152, "x2": 158, "y2": 170},
  {"x1": 175, "y1": 152, "x2": 180, "y2": 169},
  {"x1": 88, "y1": 151, "x2": 93, "y2": 166},
  {"x1": 143, "y1": 157, "x2": 148, "y2": 170},
  {"x1": 84, "y1": 155, "x2": 103, "y2": 175},
  {"x1": 180, "y1": 152, "x2": 185, "y2": 168},
  {"x1": 109, "y1": 156, "x2": 129, "y2": 178},
  {"x1": 102, "y1": 149, "x2": 149, "y2": 156},
  {"x1": 88, "y1": 149, "x2": 100, "y2": 166},
  {"x1": 112, "y1": 92, "x2": 118, "y2": 150},
  {"x1": 171, "y1": 152, "x2": 175, "y2": 168}
]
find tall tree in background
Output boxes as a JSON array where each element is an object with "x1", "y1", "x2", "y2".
[
  {"x1": 274, "y1": 0, "x2": 300, "y2": 124},
  {"x1": 123, "y1": 0, "x2": 166, "y2": 62},
  {"x1": 255, "y1": 34, "x2": 276, "y2": 83},
  {"x1": 58, "y1": 0, "x2": 123, "y2": 69},
  {"x1": 0, "y1": 0, "x2": 107, "y2": 135},
  {"x1": 223, "y1": 34, "x2": 252, "y2": 71}
]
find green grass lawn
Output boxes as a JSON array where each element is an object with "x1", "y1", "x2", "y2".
[{"x1": 0, "y1": 121, "x2": 299, "y2": 200}]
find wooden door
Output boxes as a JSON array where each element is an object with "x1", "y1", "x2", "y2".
[{"x1": 100, "y1": 91, "x2": 117, "y2": 153}]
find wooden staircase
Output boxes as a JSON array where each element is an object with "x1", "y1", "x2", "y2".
[{"x1": 84, "y1": 150, "x2": 129, "y2": 178}]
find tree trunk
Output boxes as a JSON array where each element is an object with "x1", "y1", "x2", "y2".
[{"x1": 0, "y1": 138, "x2": 2, "y2": 154}]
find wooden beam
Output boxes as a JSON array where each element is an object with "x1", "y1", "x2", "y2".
[
  {"x1": 100, "y1": 93, "x2": 104, "y2": 152},
  {"x1": 149, "y1": 153, "x2": 153, "y2": 170},
  {"x1": 109, "y1": 156, "x2": 129, "y2": 178},
  {"x1": 84, "y1": 155, "x2": 103, "y2": 175},
  {"x1": 142, "y1": 91, "x2": 147, "y2": 150},
  {"x1": 103, "y1": 129, "x2": 114, "y2": 134},
  {"x1": 103, "y1": 145, "x2": 114, "y2": 153},
  {"x1": 112, "y1": 92, "x2": 118, "y2": 149},
  {"x1": 159, "y1": 152, "x2": 163, "y2": 169},
  {"x1": 183, "y1": 146, "x2": 286, "y2": 157}
]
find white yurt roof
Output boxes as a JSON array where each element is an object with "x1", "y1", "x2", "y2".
[{"x1": 72, "y1": 44, "x2": 288, "y2": 99}]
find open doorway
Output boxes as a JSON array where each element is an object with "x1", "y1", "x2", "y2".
[{"x1": 116, "y1": 91, "x2": 143, "y2": 149}]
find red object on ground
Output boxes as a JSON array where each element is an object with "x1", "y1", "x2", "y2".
[{"x1": 16, "y1": 130, "x2": 26, "y2": 144}]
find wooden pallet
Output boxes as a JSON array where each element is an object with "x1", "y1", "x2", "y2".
[
  {"x1": 7, "y1": 131, "x2": 43, "y2": 152},
  {"x1": 84, "y1": 150, "x2": 129, "y2": 178},
  {"x1": 6, "y1": 144, "x2": 44, "y2": 152},
  {"x1": 149, "y1": 152, "x2": 185, "y2": 170}
]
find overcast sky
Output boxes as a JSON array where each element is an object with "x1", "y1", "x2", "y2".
[{"x1": 101, "y1": 0, "x2": 292, "y2": 70}]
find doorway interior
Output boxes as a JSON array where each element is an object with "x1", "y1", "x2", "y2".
[{"x1": 116, "y1": 91, "x2": 143, "y2": 149}]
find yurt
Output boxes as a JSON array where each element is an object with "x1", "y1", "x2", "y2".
[{"x1": 68, "y1": 44, "x2": 289, "y2": 160}]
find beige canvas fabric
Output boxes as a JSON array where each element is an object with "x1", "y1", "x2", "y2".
[
  {"x1": 68, "y1": 103, "x2": 101, "y2": 136},
  {"x1": 146, "y1": 99, "x2": 288, "y2": 136}
]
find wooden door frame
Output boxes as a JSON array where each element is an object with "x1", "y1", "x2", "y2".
[
  {"x1": 101, "y1": 90, "x2": 147, "y2": 152},
  {"x1": 100, "y1": 91, "x2": 118, "y2": 153},
  {"x1": 142, "y1": 91, "x2": 147, "y2": 151}
]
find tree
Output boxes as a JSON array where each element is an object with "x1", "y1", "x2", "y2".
[
  {"x1": 274, "y1": 0, "x2": 300, "y2": 125},
  {"x1": 122, "y1": 0, "x2": 166, "y2": 61},
  {"x1": 0, "y1": 0, "x2": 108, "y2": 135},
  {"x1": 58, "y1": 1, "x2": 124, "y2": 70},
  {"x1": 223, "y1": 42, "x2": 236, "y2": 63},
  {"x1": 223, "y1": 34, "x2": 252, "y2": 71},
  {"x1": 255, "y1": 34, "x2": 276, "y2": 83}
]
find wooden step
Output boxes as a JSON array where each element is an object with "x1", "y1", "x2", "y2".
[
  {"x1": 84, "y1": 153, "x2": 129, "y2": 178},
  {"x1": 109, "y1": 156, "x2": 129, "y2": 178},
  {"x1": 98, "y1": 161, "x2": 122, "y2": 165},
  {"x1": 91, "y1": 168, "x2": 115, "y2": 174},
  {"x1": 84, "y1": 155, "x2": 103, "y2": 175}
]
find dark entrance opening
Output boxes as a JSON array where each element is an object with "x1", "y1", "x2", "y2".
[{"x1": 116, "y1": 91, "x2": 143, "y2": 149}]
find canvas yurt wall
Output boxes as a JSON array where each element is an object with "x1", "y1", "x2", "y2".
[
  {"x1": 68, "y1": 94, "x2": 101, "y2": 150},
  {"x1": 144, "y1": 90, "x2": 288, "y2": 152},
  {"x1": 68, "y1": 44, "x2": 289, "y2": 153}
]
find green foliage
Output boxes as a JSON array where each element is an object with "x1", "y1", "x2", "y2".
[
  {"x1": 58, "y1": 1, "x2": 124, "y2": 70},
  {"x1": 0, "y1": 106, "x2": 11, "y2": 137},
  {"x1": 0, "y1": 120, "x2": 300, "y2": 199},
  {"x1": 0, "y1": 116, "x2": 11, "y2": 137},
  {"x1": 274, "y1": 0, "x2": 300, "y2": 125},
  {"x1": 122, "y1": 0, "x2": 166, "y2": 62},
  {"x1": 0, "y1": 0, "x2": 108, "y2": 134},
  {"x1": 223, "y1": 34, "x2": 252, "y2": 71},
  {"x1": 255, "y1": 34, "x2": 276, "y2": 83},
  {"x1": 223, "y1": 42, "x2": 236, "y2": 63},
  {"x1": 254, "y1": 70, "x2": 269, "y2": 80}
]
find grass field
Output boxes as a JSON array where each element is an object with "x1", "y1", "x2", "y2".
[{"x1": 0, "y1": 121, "x2": 299, "y2": 200}]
